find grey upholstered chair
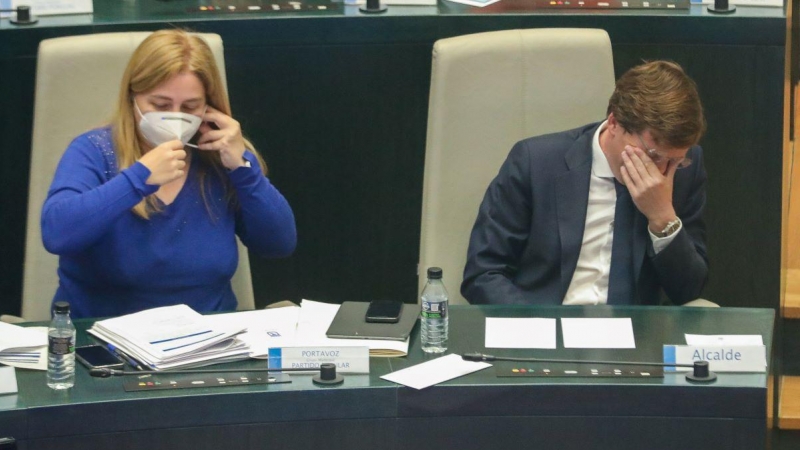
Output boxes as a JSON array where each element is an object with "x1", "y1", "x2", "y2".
[
  {"x1": 418, "y1": 28, "x2": 616, "y2": 304},
  {"x1": 4, "y1": 32, "x2": 254, "y2": 323}
]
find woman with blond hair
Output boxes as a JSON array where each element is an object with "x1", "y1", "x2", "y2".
[{"x1": 42, "y1": 29, "x2": 297, "y2": 318}]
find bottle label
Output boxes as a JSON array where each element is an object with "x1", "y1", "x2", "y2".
[
  {"x1": 421, "y1": 301, "x2": 447, "y2": 319},
  {"x1": 48, "y1": 336, "x2": 74, "y2": 356}
]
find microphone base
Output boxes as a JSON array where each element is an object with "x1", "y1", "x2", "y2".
[
  {"x1": 9, "y1": 16, "x2": 38, "y2": 25},
  {"x1": 707, "y1": 5, "x2": 736, "y2": 13},
  {"x1": 312, "y1": 373, "x2": 344, "y2": 385},
  {"x1": 685, "y1": 372, "x2": 717, "y2": 383},
  {"x1": 359, "y1": 5, "x2": 388, "y2": 13}
]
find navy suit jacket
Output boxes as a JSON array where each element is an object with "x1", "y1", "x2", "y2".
[{"x1": 461, "y1": 122, "x2": 708, "y2": 306}]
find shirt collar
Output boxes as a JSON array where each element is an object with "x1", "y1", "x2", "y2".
[{"x1": 592, "y1": 120, "x2": 614, "y2": 179}]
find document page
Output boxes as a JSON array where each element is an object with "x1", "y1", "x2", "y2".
[
  {"x1": 214, "y1": 307, "x2": 301, "y2": 357},
  {"x1": 0, "y1": 323, "x2": 47, "y2": 370},
  {"x1": 485, "y1": 318, "x2": 556, "y2": 349},
  {"x1": 561, "y1": 318, "x2": 636, "y2": 349}
]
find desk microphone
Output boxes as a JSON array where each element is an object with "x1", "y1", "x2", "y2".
[
  {"x1": 461, "y1": 353, "x2": 717, "y2": 383},
  {"x1": 89, "y1": 362, "x2": 344, "y2": 386},
  {"x1": 0, "y1": 6, "x2": 37, "y2": 25},
  {"x1": 359, "y1": 0, "x2": 387, "y2": 14},
  {"x1": 707, "y1": 0, "x2": 736, "y2": 14}
]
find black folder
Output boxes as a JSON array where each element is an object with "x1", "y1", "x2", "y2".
[{"x1": 326, "y1": 301, "x2": 420, "y2": 341}]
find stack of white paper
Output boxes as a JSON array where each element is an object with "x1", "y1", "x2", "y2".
[
  {"x1": 88, "y1": 304, "x2": 250, "y2": 370},
  {"x1": 0, "y1": 322, "x2": 47, "y2": 370},
  {"x1": 212, "y1": 306, "x2": 301, "y2": 358}
]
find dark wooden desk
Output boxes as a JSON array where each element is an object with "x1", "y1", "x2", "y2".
[{"x1": 0, "y1": 305, "x2": 774, "y2": 450}]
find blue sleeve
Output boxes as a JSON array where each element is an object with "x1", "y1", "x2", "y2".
[
  {"x1": 228, "y1": 151, "x2": 297, "y2": 257},
  {"x1": 41, "y1": 134, "x2": 158, "y2": 255}
]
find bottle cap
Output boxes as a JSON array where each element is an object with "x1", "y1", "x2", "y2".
[
  {"x1": 427, "y1": 267, "x2": 443, "y2": 280},
  {"x1": 53, "y1": 301, "x2": 70, "y2": 314}
]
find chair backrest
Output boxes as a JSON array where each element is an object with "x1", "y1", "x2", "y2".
[
  {"x1": 22, "y1": 32, "x2": 254, "y2": 322},
  {"x1": 419, "y1": 28, "x2": 615, "y2": 304}
]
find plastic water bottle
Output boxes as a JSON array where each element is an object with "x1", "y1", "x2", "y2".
[
  {"x1": 421, "y1": 267, "x2": 449, "y2": 353},
  {"x1": 47, "y1": 301, "x2": 75, "y2": 390}
]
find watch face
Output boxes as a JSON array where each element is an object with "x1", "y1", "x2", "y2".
[{"x1": 661, "y1": 219, "x2": 681, "y2": 237}]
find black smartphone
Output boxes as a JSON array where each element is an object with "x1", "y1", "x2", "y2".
[
  {"x1": 75, "y1": 345, "x2": 124, "y2": 370},
  {"x1": 365, "y1": 300, "x2": 403, "y2": 323}
]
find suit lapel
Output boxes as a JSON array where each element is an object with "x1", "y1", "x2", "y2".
[{"x1": 555, "y1": 126, "x2": 596, "y2": 298}]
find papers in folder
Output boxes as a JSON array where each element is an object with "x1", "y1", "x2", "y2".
[
  {"x1": 88, "y1": 305, "x2": 249, "y2": 370},
  {"x1": 212, "y1": 306, "x2": 301, "y2": 358}
]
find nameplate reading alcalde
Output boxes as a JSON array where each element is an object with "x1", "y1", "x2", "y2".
[
  {"x1": 268, "y1": 346, "x2": 370, "y2": 374},
  {"x1": 663, "y1": 345, "x2": 766, "y2": 372}
]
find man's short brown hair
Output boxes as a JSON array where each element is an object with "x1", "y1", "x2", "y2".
[{"x1": 607, "y1": 60, "x2": 706, "y2": 149}]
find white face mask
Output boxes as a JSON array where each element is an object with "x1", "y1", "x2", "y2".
[{"x1": 134, "y1": 100, "x2": 205, "y2": 147}]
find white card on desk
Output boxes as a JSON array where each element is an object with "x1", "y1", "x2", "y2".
[
  {"x1": 0, "y1": 366, "x2": 18, "y2": 395},
  {"x1": 381, "y1": 354, "x2": 491, "y2": 390},
  {"x1": 561, "y1": 318, "x2": 636, "y2": 349},
  {"x1": 444, "y1": 0, "x2": 502, "y2": 7},
  {"x1": 343, "y1": 0, "x2": 436, "y2": 5},
  {"x1": 485, "y1": 318, "x2": 556, "y2": 349}
]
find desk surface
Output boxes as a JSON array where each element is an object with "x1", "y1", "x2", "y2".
[{"x1": 0, "y1": 305, "x2": 774, "y2": 450}]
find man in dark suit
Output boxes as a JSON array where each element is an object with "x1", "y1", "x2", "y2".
[{"x1": 462, "y1": 61, "x2": 707, "y2": 306}]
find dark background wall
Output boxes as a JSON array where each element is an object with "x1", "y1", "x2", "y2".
[{"x1": 0, "y1": 7, "x2": 785, "y2": 315}]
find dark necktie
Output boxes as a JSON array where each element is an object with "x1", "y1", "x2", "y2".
[{"x1": 607, "y1": 181, "x2": 635, "y2": 305}]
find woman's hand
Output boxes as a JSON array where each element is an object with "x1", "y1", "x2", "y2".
[
  {"x1": 196, "y1": 106, "x2": 248, "y2": 170},
  {"x1": 138, "y1": 139, "x2": 187, "y2": 185}
]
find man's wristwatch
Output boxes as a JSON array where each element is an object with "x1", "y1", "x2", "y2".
[{"x1": 655, "y1": 217, "x2": 682, "y2": 238}]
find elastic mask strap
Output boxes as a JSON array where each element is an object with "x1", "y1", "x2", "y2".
[{"x1": 133, "y1": 99, "x2": 148, "y2": 124}]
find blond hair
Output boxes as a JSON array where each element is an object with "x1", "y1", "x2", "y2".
[
  {"x1": 111, "y1": 29, "x2": 267, "y2": 219},
  {"x1": 607, "y1": 60, "x2": 706, "y2": 149}
]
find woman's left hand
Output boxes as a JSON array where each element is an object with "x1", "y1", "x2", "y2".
[{"x1": 197, "y1": 106, "x2": 248, "y2": 170}]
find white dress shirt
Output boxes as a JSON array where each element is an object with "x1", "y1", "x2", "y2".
[{"x1": 562, "y1": 121, "x2": 680, "y2": 305}]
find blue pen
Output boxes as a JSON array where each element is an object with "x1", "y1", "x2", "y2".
[{"x1": 107, "y1": 344, "x2": 144, "y2": 371}]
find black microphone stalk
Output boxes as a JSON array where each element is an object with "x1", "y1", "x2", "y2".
[
  {"x1": 89, "y1": 362, "x2": 344, "y2": 385},
  {"x1": 461, "y1": 353, "x2": 717, "y2": 383}
]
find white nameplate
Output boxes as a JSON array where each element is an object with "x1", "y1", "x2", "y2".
[
  {"x1": 0, "y1": 366, "x2": 18, "y2": 395},
  {"x1": 268, "y1": 346, "x2": 369, "y2": 374},
  {"x1": 0, "y1": 0, "x2": 93, "y2": 17},
  {"x1": 692, "y1": 0, "x2": 781, "y2": 7},
  {"x1": 663, "y1": 345, "x2": 767, "y2": 373}
]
